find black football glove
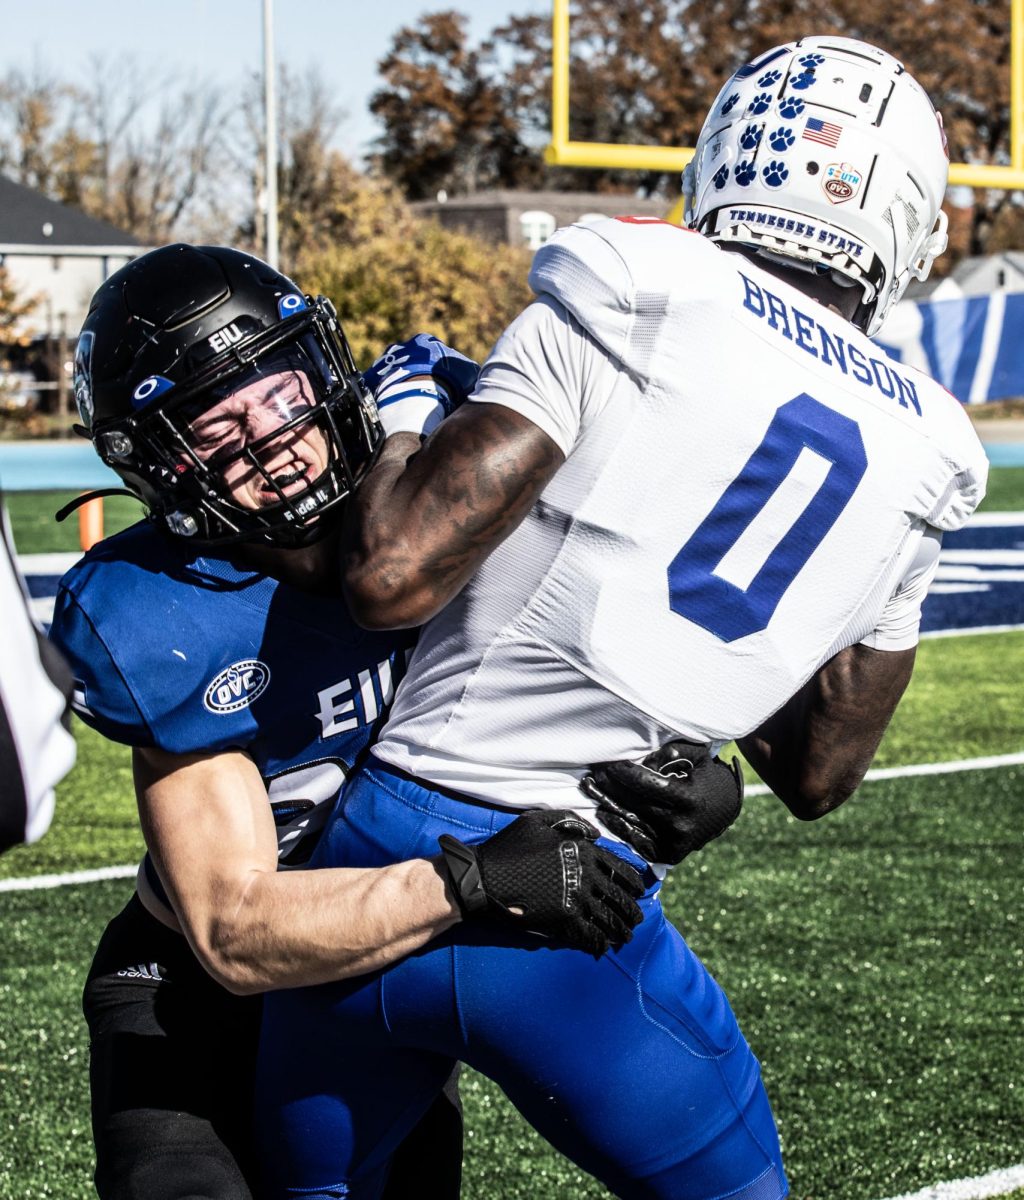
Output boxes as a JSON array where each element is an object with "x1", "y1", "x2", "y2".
[
  {"x1": 580, "y1": 740, "x2": 743, "y2": 866},
  {"x1": 438, "y1": 809, "x2": 644, "y2": 957}
]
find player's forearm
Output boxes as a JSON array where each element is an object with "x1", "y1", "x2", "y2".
[
  {"x1": 343, "y1": 403, "x2": 563, "y2": 629},
  {"x1": 191, "y1": 857, "x2": 460, "y2": 994},
  {"x1": 739, "y1": 644, "x2": 915, "y2": 819},
  {"x1": 342, "y1": 432, "x2": 440, "y2": 629}
]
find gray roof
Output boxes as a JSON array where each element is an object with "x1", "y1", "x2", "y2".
[
  {"x1": 905, "y1": 251, "x2": 1024, "y2": 301},
  {"x1": 0, "y1": 174, "x2": 139, "y2": 248},
  {"x1": 953, "y1": 251, "x2": 1024, "y2": 291}
]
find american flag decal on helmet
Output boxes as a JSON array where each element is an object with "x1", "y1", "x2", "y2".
[{"x1": 803, "y1": 117, "x2": 842, "y2": 147}]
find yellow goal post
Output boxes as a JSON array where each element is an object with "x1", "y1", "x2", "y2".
[{"x1": 543, "y1": 0, "x2": 1024, "y2": 222}]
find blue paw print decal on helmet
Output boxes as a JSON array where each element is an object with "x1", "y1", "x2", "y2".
[
  {"x1": 757, "y1": 69, "x2": 783, "y2": 87},
  {"x1": 799, "y1": 53, "x2": 826, "y2": 67},
  {"x1": 746, "y1": 92, "x2": 772, "y2": 116},
  {"x1": 768, "y1": 126, "x2": 795, "y2": 152},
  {"x1": 762, "y1": 160, "x2": 790, "y2": 188},
  {"x1": 778, "y1": 96, "x2": 806, "y2": 119},
  {"x1": 790, "y1": 71, "x2": 817, "y2": 91},
  {"x1": 735, "y1": 160, "x2": 757, "y2": 187},
  {"x1": 712, "y1": 164, "x2": 730, "y2": 190},
  {"x1": 720, "y1": 92, "x2": 741, "y2": 115},
  {"x1": 739, "y1": 124, "x2": 762, "y2": 151}
]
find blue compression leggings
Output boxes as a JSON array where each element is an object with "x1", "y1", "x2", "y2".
[{"x1": 255, "y1": 758, "x2": 787, "y2": 1200}]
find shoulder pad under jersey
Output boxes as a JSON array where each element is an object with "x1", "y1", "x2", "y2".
[{"x1": 528, "y1": 216, "x2": 714, "y2": 381}]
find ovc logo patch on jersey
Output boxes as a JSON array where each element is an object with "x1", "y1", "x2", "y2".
[{"x1": 203, "y1": 659, "x2": 272, "y2": 714}]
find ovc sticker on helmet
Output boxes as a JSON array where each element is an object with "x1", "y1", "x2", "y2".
[
  {"x1": 132, "y1": 375, "x2": 174, "y2": 409},
  {"x1": 823, "y1": 162, "x2": 863, "y2": 204},
  {"x1": 278, "y1": 293, "x2": 308, "y2": 318},
  {"x1": 203, "y1": 659, "x2": 272, "y2": 714},
  {"x1": 73, "y1": 331, "x2": 95, "y2": 427}
]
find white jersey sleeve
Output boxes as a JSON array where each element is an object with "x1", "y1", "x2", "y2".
[
  {"x1": 468, "y1": 294, "x2": 619, "y2": 457},
  {"x1": 859, "y1": 526, "x2": 942, "y2": 652}
]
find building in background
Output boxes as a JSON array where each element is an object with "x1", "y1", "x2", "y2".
[
  {"x1": 411, "y1": 190, "x2": 667, "y2": 251},
  {"x1": 0, "y1": 176, "x2": 142, "y2": 419},
  {"x1": 0, "y1": 176, "x2": 142, "y2": 337}
]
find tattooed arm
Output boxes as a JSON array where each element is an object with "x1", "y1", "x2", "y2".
[
  {"x1": 342, "y1": 402, "x2": 565, "y2": 629},
  {"x1": 737, "y1": 643, "x2": 915, "y2": 819}
]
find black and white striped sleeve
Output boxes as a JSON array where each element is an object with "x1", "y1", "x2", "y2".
[{"x1": 0, "y1": 496, "x2": 76, "y2": 853}]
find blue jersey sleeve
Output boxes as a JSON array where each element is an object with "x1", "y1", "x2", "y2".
[
  {"x1": 47, "y1": 523, "x2": 416, "y2": 771},
  {"x1": 49, "y1": 584, "x2": 155, "y2": 747}
]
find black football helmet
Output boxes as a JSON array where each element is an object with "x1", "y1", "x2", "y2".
[{"x1": 70, "y1": 243, "x2": 382, "y2": 546}]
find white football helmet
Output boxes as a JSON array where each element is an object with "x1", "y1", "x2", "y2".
[{"x1": 683, "y1": 36, "x2": 950, "y2": 335}]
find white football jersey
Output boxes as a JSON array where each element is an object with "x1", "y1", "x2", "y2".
[{"x1": 374, "y1": 217, "x2": 988, "y2": 812}]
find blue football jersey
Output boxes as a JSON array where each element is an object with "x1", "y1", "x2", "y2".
[{"x1": 50, "y1": 521, "x2": 416, "y2": 870}]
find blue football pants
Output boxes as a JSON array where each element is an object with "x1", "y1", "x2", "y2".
[{"x1": 255, "y1": 758, "x2": 787, "y2": 1200}]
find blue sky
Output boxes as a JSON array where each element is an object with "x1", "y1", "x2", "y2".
[{"x1": 2, "y1": 1, "x2": 549, "y2": 157}]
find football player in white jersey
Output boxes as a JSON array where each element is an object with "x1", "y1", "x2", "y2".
[{"x1": 256, "y1": 37, "x2": 989, "y2": 1200}]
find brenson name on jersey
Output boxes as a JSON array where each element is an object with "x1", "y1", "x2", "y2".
[
  {"x1": 374, "y1": 216, "x2": 988, "y2": 813},
  {"x1": 50, "y1": 522, "x2": 415, "y2": 880}
]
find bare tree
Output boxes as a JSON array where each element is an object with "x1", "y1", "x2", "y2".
[{"x1": 0, "y1": 58, "x2": 232, "y2": 244}]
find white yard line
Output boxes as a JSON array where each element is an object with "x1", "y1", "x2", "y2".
[
  {"x1": 958, "y1": 511, "x2": 1024, "y2": 527},
  {"x1": 922, "y1": 622, "x2": 1024, "y2": 639},
  {"x1": 878, "y1": 1162, "x2": 1024, "y2": 1200},
  {"x1": 0, "y1": 863, "x2": 136, "y2": 892},
  {"x1": 16, "y1": 551, "x2": 82, "y2": 574},
  {"x1": 4, "y1": 752, "x2": 1023, "y2": 890},
  {"x1": 741, "y1": 751, "x2": 1024, "y2": 797}
]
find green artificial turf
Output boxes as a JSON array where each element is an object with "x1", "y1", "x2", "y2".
[
  {"x1": 0, "y1": 723, "x2": 140, "y2": 882},
  {"x1": 879, "y1": 631, "x2": 1024, "y2": 766},
  {"x1": 4, "y1": 491, "x2": 143, "y2": 556},
  {"x1": 979, "y1": 465, "x2": 1024, "y2": 512},
  {"x1": 1, "y1": 769, "x2": 1021, "y2": 1199}
]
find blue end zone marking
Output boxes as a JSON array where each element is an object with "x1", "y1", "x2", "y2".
[
  {"x1": 990, "y1": 293, "x2": 1024, "y2": 400},
  {"x1": 23, "y1": 574, "x2": 64, "y2": 600},
  {"x1": 921, "y1": 516, "x2": 1024, "y2": 634},
  {"x1": 16, "y1": 517, "x2": 1024, "y2": 639}
]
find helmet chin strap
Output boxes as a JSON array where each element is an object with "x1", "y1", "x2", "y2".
[{"x1": 54, "y1": 488, "x2": 141, "y2": 523}]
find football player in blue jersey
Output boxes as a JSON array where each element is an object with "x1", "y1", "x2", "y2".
[
  {"x1": 254, "y1": 36, "x2": 988, "y2": 1200},
  {"x1": 51, "y1": 243, "x2": 718, "y2": 1200}
]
